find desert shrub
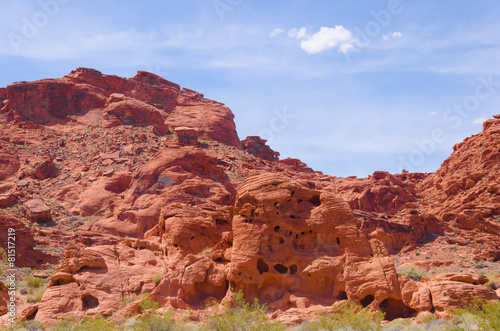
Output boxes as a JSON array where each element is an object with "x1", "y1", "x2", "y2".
[
  {"x1": 0, "y1": 247, "x2": 7, "y2": 263},
  {"x1": 449, "y1": 298, "x2": 500, "y2": 331},
  {"x1": 50, "y1": 315, "x2": 116, "y2": 331},
  {"x1": 26, "y1": 275, "x2": 45, "y2": 288},
  {"x1": 129, "y1": 297, "x2": 182, "y2": 331},
  {"x1": 26, "y1": 285, "x2": 46, "y2": 303},
  {"x1": 396, "y1": 266, "x2": 428, "y2": 281},
  {"x1": 203, "y1": 290, "x2": 285, "y2": 331},
  {"x1": 152, "y1": 273, "x2": 162, "y2": 285},
  {"x1": 303, "y1": 301, "x2": 384, "y2": 331},
  {"x1": 5, "y1": 319, "x2": 47, "y2": 331}
]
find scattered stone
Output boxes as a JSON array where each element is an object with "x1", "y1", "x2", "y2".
[{"x1": 23, "y1": 199, "x2": 52, "y2": 222}]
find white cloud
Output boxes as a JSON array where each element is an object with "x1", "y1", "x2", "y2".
[
  {"x1": 472, "y1": 117, "x2": 488, "y2": 124},
  {"x1": 269, "y1": 28, "x2": 284, "y2": 37},
  {"x1": 288, "y1": 27, "x2": 308, "y2": 39},
  {"x1": 382, "y1": 31, "x2": 403, "y2": 41},
  {"x1": 429, "y1": 111, "x2": 437, "y2": 115},
  {"x1": 290, "y1": 26, "x2": 358, "y2": 54}
]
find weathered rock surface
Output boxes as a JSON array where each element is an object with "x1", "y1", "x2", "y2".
[
  {"x1": 0, "y1": 211, "x2": 56, "y2": 267},
  {"x1": 0, "y1": 141, "x2": 20, "y2": 180},
  {"x1": 1, "y1": 68, "x2": 241, "y2": 149},
  {"x1": 0, "y1": 70, "x2": 498, "y2": 325},
  {"x1": 23, "y1": 199, "x2": 52, "y2": 223},
  {"x1": 241, "y1": 136, "x2": 280, "y2": 161}
]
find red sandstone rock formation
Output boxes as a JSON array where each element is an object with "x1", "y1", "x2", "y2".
[
  {"x1": 241, "y1": 136, "x2": 280, "y2": 161},
  {"x1": 0, "y1": 70, "x2": 498, "y2": 326}
]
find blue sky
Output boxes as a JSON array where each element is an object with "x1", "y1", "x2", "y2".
[{"x1": 2, "y1": 0, "x2": 500, "y2": 177}]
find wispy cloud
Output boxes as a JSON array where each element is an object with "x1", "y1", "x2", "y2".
[
  {"x1": 382, "y1": 31, "x2": 402, "y2": 41},
  {"x1": 288, "y1": 27, "x2": 308, "y2": 39},
  {"x1": 269, "y1": 28, "x2": 284, "y2": 38},
  {"x1": 288, "y1": 26, "x2": 358, "y2": 54}
]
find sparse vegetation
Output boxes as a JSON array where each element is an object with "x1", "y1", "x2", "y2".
[
  {"x1": 152, "y1": 273, "x2": 163, "y2": 285},
  {"x1": 396, "y1": 266, "x2": 428, "y2": 281},
  {"x1": 203, "y1": 290, "x2": 285, "y2": 331},
  {"x1": 130, "y1": 297, "x2": 181, "y2": 331},
  {"x1": 303, "y1": 301, "x2": 384, "y2": 331},
  {"x1": 450, "y1": 299, "x2": 500, "y2": 331},
  {"x1": 50, "y1": 315, "x2": 116, "y2": 331},
  {"x1": 26, "y1": 285, "x2": 47, "y2": 303},
  {"x1": 201, "y1": 247, "x2": 212, "y2": 256}
]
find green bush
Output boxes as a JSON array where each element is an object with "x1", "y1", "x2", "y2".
[
  {"x1": 5, "y1": 319, "x2": 47, "y2": 331},
  {"x1": 129, "y1": 297, "x2": 181, "y2": 331},
  {"x1": 203, "y1": 290, "x2": 285, "y2": 331},
  {"x1": 26, "y1": 286, "x2": 46, "y2": 303},
  {"x1": 49, "y1": 315, "x2": 117, "y2": 331},
  {"x1": 396, "y1": 266, "x2": 428, "y2": 281},
  {"x1": 26, "y1": 275, "x2": 45, "y2": 288},
  {"x1": 449, "y1": 299, "x2": 500, "y2": 331},
  {"x1": 152, "y1": 273, "x2": 163, "y2": 285},
  {"x1": 303, "y1": 301, "x2": 384, "y2": 331}
]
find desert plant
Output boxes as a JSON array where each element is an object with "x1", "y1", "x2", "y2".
[
  {"x1": 152, "y1": 273, "x2": 162, "y2": 285},
  {"x1": 203, "y1": 290, "x2": 285, "y2": 331},
  {"x1": 303, "y1": 301, "x2": 384, "y2": 331},
  {"x1": 396, "y1": 266, "x2": 428, "y2": 281},
  {"x1": 449, "y1": 298, "x2": 500, "y2": 331},
  {"x1": 26, "y1": 275, "x2": 45, "y2": 288},
  {"x1": 201, "y1": 247, "x2": 212, "y2": 256},
  {"x1": 26, "y1": 286, "x2": 47, "y2": 303},
  {"x1": 49, "y1": 315, "x2": 117, "y2": 331},
  {"x1": 130, "y1": 297, "x2": 181, "y2": 331}
]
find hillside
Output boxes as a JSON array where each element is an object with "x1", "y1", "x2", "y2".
[{"x1": 0, "y1": 68, "x2": 498, "y2": 326}]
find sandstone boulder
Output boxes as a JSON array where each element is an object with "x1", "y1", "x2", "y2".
[
  {"x1": 23, "y1": 199, "x2": 52, "y2": 223},
  {"x1": 241, "y1": 136, "x2": 279, "y2": 161}
]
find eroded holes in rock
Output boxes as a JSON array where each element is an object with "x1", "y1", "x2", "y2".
[
  {"x1": 274, "y1": 226, "x2": 280, "y2": 232},
  {"x1": 353, "y1": 188, "x2": 360, "y2": 193},
  {"x1": 82, "y1": 294, "x2": 99, "y2": 311},
  {"x1": 309, "y1": 195, "x2": 321, "y2": 206},
  {"x1": 191, "y1": 236, "x2": 194, "y2": 240},
  {"x1": 337, "y1": 237, "x2": 340, "y2": 245},
  {"x1": 290, "y1": 264, "x2": 297, "y2": 275},
  {"x1": 238, "y1": 272, "x2": 241, "y2": 276},
  {"x1": 216, "y1": 219, "x2": 228, "y2": 225},
  {"x1": 360, "y1": 294, "x2": 375, "y2": 307},
  {"x1": 402, "y1": 176, "x2": 407, "y2": 181},
  {"x1": 274, "y1": 264, "x2": 288, "y2": 274},
  {"x1": 52, "y1": 277, "x2": 73, "y2": 286},
  {"x1": 215, "y1": 258, "x2": 225, "y2": 263},
  {"x1": 244, "y1": 219, "x2": 253, "y2": 223},
  {"x1": 278, "y1": 237, "x2": 284, "y2": 244},
  {"x1": 276, "y1": 212, "x2": 279, "y2": 215},
  {"x1": 26, "y1": 308, "x2": 37, "y2": 321},
  {"x1": 289, "y1": 231, "x2": 293, "y2": 236},
  {"x1": 257, "y1": 258, "x2": 269, "y2": 274},
  {"x1": 301, "y1": 232, "x2": 305, "y2": 235},
  {"x1": 291, "y1": 191, "x2": 295, "y2": 197},
  {"x1": 295, "y1": 234, "x2": 299, "y2": 239},
  {"x1": 309, "y1": 230, "x2": 312, "y2": 233},
  {"x1": 379, "y1": 298, "x2": 417, "y2": 321},
  {"x1": 337, "y1": 291, "x2": 348, "y2": 300},
  {"x1": 274, "y1": 202, "x2": 279, "y2": 207},
  {"x1": 290, "y1": 215, "x2": 296, "y2": 219}
]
